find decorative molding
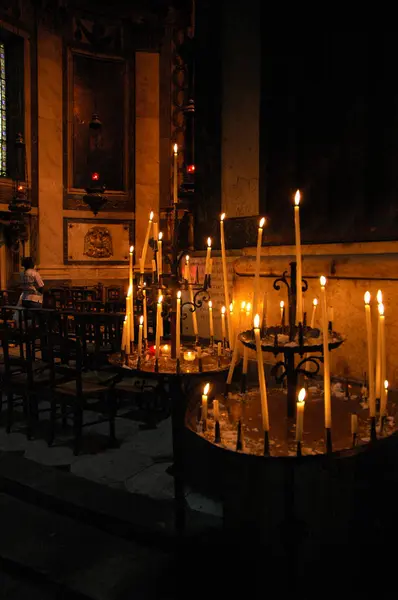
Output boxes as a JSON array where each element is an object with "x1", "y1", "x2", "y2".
[{"x1": 63, "y1": 217, "x2": 134, "y2": 265}]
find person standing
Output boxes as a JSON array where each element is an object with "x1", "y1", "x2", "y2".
[{"x1": 20, "y1": 257, "x2": 44, "y2": 309}]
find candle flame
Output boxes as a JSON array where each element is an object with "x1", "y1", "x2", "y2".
[
  {"x1": 220, "y1": 213, "x2": 225, "y2": 221},
  {"x1": 246, "y1": 302, "x2": 251, "y2": 313},
  {"x1": 221, "y1": 306, "x2": 226, "y2": 315},
  {"x1": 139, "y1": 315, "x2": 144, "y2": 324},
  {"x1": 254, "y1": 314, "x2": 260, "y2": 329},
  {"x1": 229, "y1": 303, "x2": 233, "y2": 313},
  {"x1": 203, "y1": 383, "x2": 210, "y2": 396},
  {"x1": 185, "y1": 255, "x2": 189, "y2": 263},
  {"x1": 158, "y1": 295, "x2": 163, "y2": 304},
  {"x1": 129, "y1": 245, "x2": 134, "y2": 253},
  {"x1": 177, "y1": 290, "x2": 181, "y2": 299},
  {"x1": 173, "y1": 143, "x2": 178, "y2": 154},
  {"x1": 241, "y1": 301, "x2": 246, "y2": 310},
  {"x1": 207, "y1": 237, "x2": 212, "y2": 248},
  {"x1": 364, "y1": 291, "x2": 371, "y2": 305},
  {"x1": 127, "y1": 284, "x2": 132, "y2": 297},
  {"x1": 158, "y1": 232, "x2": 163, "y2": 241},
  {"x1": 149, "y1": 210, "x2": 154, "y2": 221},
  {"x1": 209, "y1": 300, "x2": 213, "y2": 308},
  {"x1": 298, "y1": 388, "x2": 306, "y2": 403},
  {"x1": 384, "y1": 380, "x2": 389, "y2": 391},
  {"x1": 280, "y1": 301, "x2": 284, "y2": 309},
  {"x1": 124, "y1": 315, "x2": 128, "y2": 322},
  {"x1": 313, "y1": 298, "x2": 318, "y2": 306},
  {"x1": 378, "y1": 303, "x2": 384, "y2": 316},
  {"x1": 294, "y1": 190, "x2": 301, "y2": 206},
  {"x1": 320, "y1": 275, "x2": 327, "y2": 287},
  {"x1": 259, "y1": 217, "x2": 265, "y2": 228},
  {"x1": 377, "y1": 289, "x2": 383, "y2": 304}
]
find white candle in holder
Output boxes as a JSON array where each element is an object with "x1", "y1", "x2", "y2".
[
  {"x1": 381, "y1": 380, "x2": 389, "y2": 418},
  {"x1": 187, "y1": 260, "x2": 198, "y2": 336},
  {"x1": 184, "y1": 255, "x2": 190, "y2": 281},
  {"x1": 202, "y1": 383, "x2": 209, "y2": 421},
  {"x1": 229, "y1": 302, "x2": 234, "y2": 350},
  {"x1": 254, "y1": 314, "x2": 270, "y2": 433},
  {"x1": 320, "y1": 276, "x2": 331, "y2": 429},
  {"x1": 221, "y1": 306, "x2": 226, "y2": 343},
  {"x1": 217, "y1": 341, "x2": 222, "y2": 356},
  {"x1": 310, "y1": 298, "x2": 318, "y2": 328},
  {"x1": 253, "y1": 217, "x2": 265, "y2": 316},
  {"x1": 375, "y1": 290, "x2": 383, "y2": 400},
  {"x1": 213, "y1": 398, "x2": 220, "y2": 422},
  {"x1": 296, "y1": 388, "x2": 306, "y2": 442},
  {"x1": 176, "y1": 290, "x2": 181, "y2": 358},
  {"x1": 208, "y1": 300, "x2": 214, "y2": 340},
  {"x1": 205, "y1": 237, "x2": 212, "y2": 275},
  {"x1": 173, "y1": 143, "x2": 178, "y2": 204},
  {"x1": 294, "y1": 190, "x2": 303, "y2": 324},
  {"x1": 138, "y1": 315, "x2": 143, "y2": 355},
  {"x1": 141, "y1": 211, "x2": 154, "y2": 268},
  {"x1": 155, "y1": 295, "x2": 163, "y2": 360},
  {"x1": 376, "y1": 303, "x2": 386, "y2": 402},
  {"x1": 220, "y1": 213, "x2": 233, "y2": 348},
  {"x1": 143, "y1": 286, "x2": 148, "y2": 339},
  {"x1": 364, "y1": 292, "x2": 375, "y2": 417},
  {"x1": 157, "y1": 232, "x2": 163, "y2": 276},
  {"x1": 129, "y1": 245, "x2": 134, "y2": 288},
  {"x1": 121, "y1": 315, "x2": 128, "y2": 352}
]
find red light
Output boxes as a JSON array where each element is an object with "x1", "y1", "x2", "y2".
[
  {"x1": 91, "y1": 172, "x2": 100, "y2": 181},
  {"x1": 17, "y1": 185, "x2": 24, "y2": 191},
  {"x1": 187, "y1": 164, "x2": 195, "y2": 173}
]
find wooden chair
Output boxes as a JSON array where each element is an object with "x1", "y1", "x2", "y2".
[{"x1": 46, "y1": 333, "x2": 118, "y2": 455}]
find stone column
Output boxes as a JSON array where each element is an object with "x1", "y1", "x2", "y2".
[
  {"x1": 221, "y1": 0, "x2": 260, "y2": 217},
  {"x1": 37, "y1": 26, "x2": 64, "y2": 272},
  {"x1": 135, "y1": 52, "x2": 160, "y2": 263}
]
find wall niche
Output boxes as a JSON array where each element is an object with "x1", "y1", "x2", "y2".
[{"x1": 71, "y1": 51, "x2": 126, "y2": 192}]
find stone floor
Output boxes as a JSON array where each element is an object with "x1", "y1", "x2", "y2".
[{"x1": 0, "y1": 380, "x2": 222, "y2": 519}]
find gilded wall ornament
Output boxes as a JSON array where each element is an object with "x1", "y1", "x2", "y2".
[{"x1": 83, "y1": 226, "x2": 113, "y2": 258}]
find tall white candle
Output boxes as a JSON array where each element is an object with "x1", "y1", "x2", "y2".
[
  {"x1": 254, "y1": 314, "x2": 270, "y2": 432},
  {"x1": 253, "y1": 217, "x2": 265, "y2": 313},
  {"x1": 173, "y1": 143, "x2": 178, "y2": 204},
  {"x1": 294, "y1": 190, "x2": 303, "y2": 324},
  {"x1": 201, "y1": 383, "x2": 209, "y2": 421},
  {"x1": 121, "y1": 315, "x2": 128, "y2": 352},
  {"x1": 376, "y1": 303, "x2": 385, "y2": 402},
  {"x1": 153, "y1": 220, "x2": 159, "y2": 243},
  {"x1": 221, "y1": 306, "x2": 226, "y2": 343},
  {"x1": 296, "y1": 388, "x2": 306, "y2": 442},
  {"x1": 253, "y1": 217, "x2": 265, "y2": 316},
  {"x1": 208, "y1": 300, "x2": 214, "y2": 340},
  {"x1": 143, "y1": 287, "x2": 148, "y2": 339},
  {"x1": 141, "y1": 211, "x2": 154, "y2": 268},
  {"x1": 280, "y1": 301, "x2": 285, "y2": 327},
  {"x1": 381, "y1": 380, "x2": 389, "y2": 418},
  {"x1": 129, "y1": 245, "x2": 134, "y2": 289},
  {"x1": 138, "y1": 315, "x2": 143, "y2": 355},
  {"x1": 364, "y1": 292, "x2": 375, "y2": 417},
  {"x1": 184, "y1": 255, "x2": 190, "y2": 281},
  {"x1": 246, "y1": 302, "x2": 252, "y2": 329},
  {"x1": 187, "y1": 261, "x2": 198, "y2": 336},
  {"x1": 157, "y1": 232, "x2": 163, "y2": 276},
  {"x1": 320, "y1": 276, "x2": 331, "y2": 429},
  {"x1": 176, "y1": 290, "x2": 181, "y2": 358},
  {"x1": 205, "y1": 237, "x2": 212, "y2": 275},
  {"x1": 220, "y1": 213, "x2": 233, "y2": 348},
  {"x1": 310, "y1": 298, "x2": 318, "y2": 328},
  {"x1": 213, "y1": 398, "x2": 220, "y2": 422},
  {"x1": 155, "y1": 295, "x2": 163, "y2": 360},
  {"x1": 229, "y1": 302, "x2": 234, "y2": 350},
  {"x1": 375, "y1": 290, "x2": 383, "y2": 400}
]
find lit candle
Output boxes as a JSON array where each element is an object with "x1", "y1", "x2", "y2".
[
  {"x1": 294, "y1": 190, "x2": 303, "y2": 324},
  {"x1": 143, "y1": 286, "x2": 148, "y2": 339},
  {"x1": 138, "y1": 315, "x2": 143, "y2": 355},
  {"x1": 376, "y1": 303, "x2": 386, "y2": 404},
  {"x1": 208, "y1": 300, "x2": 214, "y2": 341},
  {"x1": 155, "y1": 295, "x2": 163, "y2": 360},
  {"x1": 121, "y1": 315, "x2": 128, "y2": 352},
  {"x1": 173, "y1": 143, "x2": 178, "y2": 204},
  {"x1": 141, "y1": 210, "x2": 154, "y2": 269},
  {"x1": 158, "y1": 289, "x2": 164, "y2": 338},
  {"x1": 254, "y1": 314, "x2": 270, "y2": 433},
  {"x1": 229, "y1": 302, "x2": 234, "y2": 350},
  {"x1": 253, "y1": 217, "x2": 265, "y2": 316},
  {"x1": 183, "y1": 350, "x2": 196, "y2": 362},
  {"x1": 213, "y1": 398, "x2": 220, "y2": 422},
  {"x1": 280, "y1": 300, "x2": 285, "y2": 329},
  {"x1": 220, "y1": 213, "x2": 233, "y2": 349},
  {"x1": 184, "y1": 255, "x2": 190, "y2": 281},
  {"x1": 320, "y1": 276, "x2": 331, "y2": 429},
  {"x1": 296, "y1": 388, "x2": 306, "y2": 442},
  {"x1": 221, "y1": 306, "x2": 226, "y2": 344},
  {"x1": 375, "y1": 290, "x2": 383, "y2": 401},
  {"x1": 204, "y1": 237, "x2": 212, "y2": 275},
  {"x1": 157, "y1": 232, "x2": 163, "y2": 277},
  {"x1": 128, "y1": 245, "x2": 134, "y2": 289},
  {"x1": 364, "y1": 292, "x2": 375, "y2": 418},
  {"x1": 176, "y1": 290, "x2": 181, "y2": 358},
  {"x1": 381, "y1": 380, "x2": 389, "y2": 419},
  {"x1": 310, "y1": 298, "x2": 318, "y2": 328},
  {"x1": 201, "y1": 383, "x2": 210, "y2": 422}
]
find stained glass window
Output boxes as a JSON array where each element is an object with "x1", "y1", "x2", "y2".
[{"x1": 0, "y1": 42, "x2": 6, "y2": 176}]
